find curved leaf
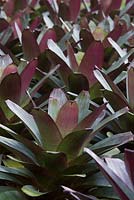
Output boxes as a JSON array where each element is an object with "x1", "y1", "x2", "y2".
[
  {"x1": 0, "y1": 187, "x2": 27, "y2": 200},
  {"x1": 125, "y1": 149, "x2": 134, "y2": 186},
  {"x1": 39, "y1": 29, "x2": 57, "y2": 53},
  {"x1": 84, "y1": 148, "x2": 134, "y2": 200},
  {"x1": 20, "y1": 59, "x2": 38, "y2": 96},
  {"x1": 0, "y1": 136, "x2": 37, "y2": 164},
  {"x1": 91, "y1": 132, "x2": 134, "y2": 154},
  {"x1": 67, "y1": 42, "x2": 78, "y2": 71},
  {"x1": 22, "y1": 185, "x2": 45, "y2": 197},
  {"x1": 79, "y1": 41, "x2": 104, "y2": 85},
  {"x1": 0, "y1": 73, "x2": 21, "y2": 103},
  {"x1": 22, "y1": 29, "x2": 40, "y2": 61},
  {"x1": 56, "y1": 101, "x2": 79, "y2": 137},
  {"x1": 6, "y1": 100, "x2": 42, "y2": 146},
  {"x1": 48, "y1": 88, "x2": 67, "y2": 121},
  {"x1": 32, "y1": 109, "x2": 62, "y2": 150},
  {"x1": 74, "y1": 104, "x2": 106, "y2": 131}
]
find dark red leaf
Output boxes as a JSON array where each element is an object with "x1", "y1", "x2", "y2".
[
  {"x1": 0, "y1": 19, "x2": 9, "y2": 32},
  {"x1": 59, "y1": 3, "x2": 70, "y2": 21},
  {"x1": 125, "y1": 149, "x2": 134, "y2": 186},
  {"x1": 69, "y1": 0, "x2": 81, "y2": 22},
  {"x1": 126, "y1": 66, "x2": 134, "y2": 109},
  {"x1": 100, "y1": 0, "x2": 122, "y2": 15},
  {"x1": 104, "y1": 24, "x2": 124, "y2": 48},
  {"x1": 30, "y1": 17, "x2": 42, "y2": 31},
  {"x1": 80, "y1": 29, "x2": 94, "y2": 52},
  {"x1": 4, "y1": 0, "x2": 27, "y2": 17},
  {"x1": 78, "y1": 41, "x2": 104, "y2": 86},
  {"x1": 0, "y1": 73, "x2": 21, "y2": 103},
  {"x1": 67, "y1": 43, "x2": 78, "y2": 71},
  {"x1": 74, "y1": 104, "x2": 106, "y2": 131},
  {"x1": 22, "y1": 29, "x2": 40, "y2": 61},
  {"x1": 1, "y1": 64, "x2": 18, "y2": 81},
  {"x1": 39, "y1": 29, "x2": 57, "y2": 53},
  {"x1": 20, "y1": 59, "x2": 38, "y2": 96},
  {"x1": 56, "y1": 101, "x2": 79, "y2": 137}
]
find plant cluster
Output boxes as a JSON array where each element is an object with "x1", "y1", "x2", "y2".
[{"x1": 0, "y1": 0, "x2": 134, "y2": 199}]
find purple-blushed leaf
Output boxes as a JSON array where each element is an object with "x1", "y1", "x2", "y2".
[
  {"x1": 126, "y1": 65, "x2": 134, "y2": 109},
  {"x1": 84, "y1": 148, "x2": 134, "y2": 200},
  {"x1": 67, "y1": 42, "x2": 78, "y2": 71},
  {"x1": 39, "y1": 29, "x2": 57, "y2": 53},
  {"x1": 48, "y1": 88, "x2": 67, "y2": 121},
  {"x1": 30, "y1": 17, "x2": 42, "y2": 31},
  {"x1": 3, "y1": 0, "x2": 15, "y2": 17},
  {"x1": 22, "y1": 29, "x2": 40, "y2": 61},
  {"x1": 30, "y1": 0, "x2": 39, "y2": 7},
  {"x1": 1, "y1": 64, "x2": 17, "y2": 81},
  {"x1": 56, "y1": 101, "x2": 78, "y2": 137},
  {"x1": 4, "y1": 0, "x2": 27, "y2": 17},
  {"x1": 125, "y1": 149, "x2": 134, "y2": 186},
  {"x1": 0, "y1": 73, "x2": 21, "y2": 103},
  {"x1": 20, "y1": 59, "x2": 38, "y2": 96},
  {"x1": 6, "y1": 100, "x2": 42, "y2": 146},
  {"x1": 74, "y1": 104, "x2": 106, "y2": 131},
  {"x1": 59, "y1": 2, "x2": 70, "y2": 21},
  {"x1": 62, "y1": 186, "x2": 98, "y2": 200},
  {"x1": 78, "y1": 41, "x2": 104, "y2": 86},
  {"x1": 57, "y1": 129, "x2": 92, "y2": 160},
  {"x1": 75, "y1": 90, "x2": 90, "y2": 122},
  {"x1": 0, "y1": 19, "x2": 9, "y2": 32},
  {"x1": 32, "y1": 109, "x2": 62, "y2": 151},
  {"x1": 105, "y1": 157, "x2": 133, "y2": 190},
  {"x1": 100, "y1": 0, "x2": 122, "y2": 15},
  {"x1": 69, "y1": 0, "x2": 81, "y2": 22}
]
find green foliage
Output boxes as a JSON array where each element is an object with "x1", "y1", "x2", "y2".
[{"x1": 0, "y1": 0, "x2": 134, "y2": 199}]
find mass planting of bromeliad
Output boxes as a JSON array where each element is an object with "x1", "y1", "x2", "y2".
[{"x1": 0, "y1": 0, "x2": 134, "y2": 199}]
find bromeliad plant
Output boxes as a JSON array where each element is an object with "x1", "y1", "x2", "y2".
[
  {"x1": 85, "y1": 148, "x2": 134, "y2": 200},
  {"x1": 0, "y1": 0, "x2": 134, "y2": 199},
  {"x1": 0, "y1": 88, "x2": 132, "y2": 199}
]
